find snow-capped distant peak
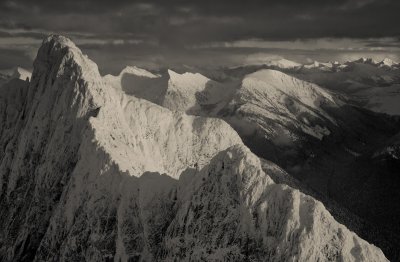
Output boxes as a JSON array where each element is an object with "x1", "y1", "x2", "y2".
[
  {"x1": 167, "y1": 69, "x2": 209, "y2": 80},
  {"x1": 346, "y1": 57, "x2": 399, "y2": 69},
  {"x1": 104, "y1": 66, "x2": 159, "y2": 82},
  {"x1": 243, "y1": 69, "x2": 335, "y2": 105},
  {"x1": 303, "y1": 61, "x2": 318, "y2": 69},
  {"x1": 164, "y1": 69, "x2": 214, "y2": 111},
  {"x1": 378, "y1": 58, "x2": 398, "y2": 67},
  {"x1": 234, "y1": 69, "x2": 337, "y2": 139},
  {"x1": 265, "y1": 58, "x2": 302, "y2": 69},
  {"x1": 120, "y1": 66, "x2": 160, "y2": 78},
  {"x1": 104, "y1": 65, "x2": 159, "y2": 86},
  {"x1": 303, "y1": 60, "x2": 334, "y2": 70},
  {"x1": 234, "y1": 56, "x2": 301, "y2": 69},
  {"x1": 351, "y1": 57, "x2": 378, "y2": 65}
]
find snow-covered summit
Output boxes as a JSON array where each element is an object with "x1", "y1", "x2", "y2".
[
  {"x1": 104, "y1": 66, "x2": 160, "y2": 85},
  {"x1": 346, "y1": 57, "x2": 399, "y2": 70},
  {"x1": 120, "y1": 66, "x2": 160, "y2": 78},
  {"x1": 245, "y1": 69, "x2": 335, "y2": 107},
  {"x1": 104, "y1": 65, "x2": 166, "y2": 104},
  {"x1": 35, "y1": 34, "x2": 102, "y2": 82},
  {"x1": 145, "y1": 67, "x2": 338, "y2": 141},
  {"x1": 226, "y1": 69, "x2": 337, "y2": 141},
  {"x1": 265, "y1": 58, "x2": 302, "y2": 69},
  {"x1": 353, "y1": 57, "x2": 378, "y2": 65},
  {"x1": 300, "y1": 57, "x2": 399, "y2": 73},
  {"x1": 237, "y1": 57, "x2": 302, "y2": 69},
  {"x1": 164, "y1": 69, "x2": 214, "y2": 113},
  {"x1": 167, "y1": 69, "x2": 210, "y2": 93},
  {"x1": 163, "y1": 69, "x2": 235, "y2": 115},
  {"x1": 378, "y1": 58, "x2": 398, "y2": 68},
  {"x1": 303, "y1": 60, "x2": 339, "y2": 71}
]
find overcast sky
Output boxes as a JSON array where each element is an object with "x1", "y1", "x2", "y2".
[{"x1": 0, "y1": 0, "x2": 399, "y2": 74}]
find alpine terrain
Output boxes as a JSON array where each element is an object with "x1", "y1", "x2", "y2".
[
  {"x1": 0, "y1": 35, "x2": 391, "y2": 261},
  {"x1": 108, "y1": 56, "x2": 400, "y2": 260}
]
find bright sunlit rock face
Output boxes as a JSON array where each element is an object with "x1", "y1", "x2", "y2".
[{"x1": 0, "y1": 35, "x2": 389, "y2": 261}]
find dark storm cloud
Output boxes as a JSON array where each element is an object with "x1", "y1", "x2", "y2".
[
  {"x1": 0, "y1": 47, "x2": 33, "y2": 69},
  {"x1": 0, "y1": 0, "x2": 399, "y2": 72},
  {"x1": 1, "y1": 0, "x2": 399, "y2": 42}
]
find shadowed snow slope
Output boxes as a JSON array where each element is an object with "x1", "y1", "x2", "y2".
[
  {"x1": 0, "y1": 35, "x2": 387, "y2": 261},
  {"x1": 224, "y1": 69, "x2": 337, "y2": 141},
  {"x1": 162, "y1": 69, "x2": 236, "y2": 115},
  {"x1": 103, "y1": 66, "x2": 167, "y2": 105},
  {"x1": 157, "y1": 69, "x2": 337, "y2": 141}
]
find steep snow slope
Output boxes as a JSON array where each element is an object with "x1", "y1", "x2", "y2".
[
  {"x1": 104, "y1": 66, "x2": 167, "y2": 104},
  {"x1": 378, "y1": 58, "x2": 398, "y2": 68},
  {"x1": 0, "y1": 35, "x2": 387, "y2": 261},
  {"x1": 159, "y1": 69, "x2": 337, "y2": 141},
  {"x1": 91, "y1": 92, "x2": 243, "y2": 178},
  {"x1": 224, "y1": 69, "x2": 337, "y2": 141},
  {"x1": 163, "y1": 70, "x2": 236, "y2": 115},
  {"x1": 163, "y1": 145, "x2": 386, "y2": 261},
  {"x1": 104, "y1": 66, "x2": 160, "y2": 89},
  {"x1": 224, "y1": 69, "x2": 400, "y2": 260},
  {"x1": 0, "y1": 35, "x2": 241, "y2": 261}
]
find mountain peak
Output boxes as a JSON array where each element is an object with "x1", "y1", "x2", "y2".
[
  {"x1": 43, "y1": 34, "x2": 77, "y2": 49},
  {"x1": 34, "y1": 34, "x2": 100, "y2": 83},
  {"x1": 379, "y1": 58, "x2": 397, "y2": 67},
  {"x1": 265, "y1": 58, "x2": 301, "y2": 69},
  {"x1": 120, "y1": 66, "x2": 159, "y2": 78},
  {"x1": 37, "y1": 34, "x2": 81, "y2": 63},
  {"x1": 167, "y1": 69, "x2": 208, "y2": 81},
  {"x1": 353, "y1": 57, "x2": 378, "y2": 65}
]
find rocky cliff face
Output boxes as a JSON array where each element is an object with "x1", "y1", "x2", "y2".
[{"x1": 0, "y1": 35, "x2": 387, "y2": 261}]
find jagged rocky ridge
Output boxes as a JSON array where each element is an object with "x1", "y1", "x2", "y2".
[
  {"x1": 109, "y1": 61, "x2": 400, "y2": 260},
  {"x1": 0, "y1": 35, "x2": 388, "y2": 261}
]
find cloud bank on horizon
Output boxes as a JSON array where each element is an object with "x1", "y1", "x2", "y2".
[{"x1": 0, "y1": 0, "x2": 399, "y2": 73}]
